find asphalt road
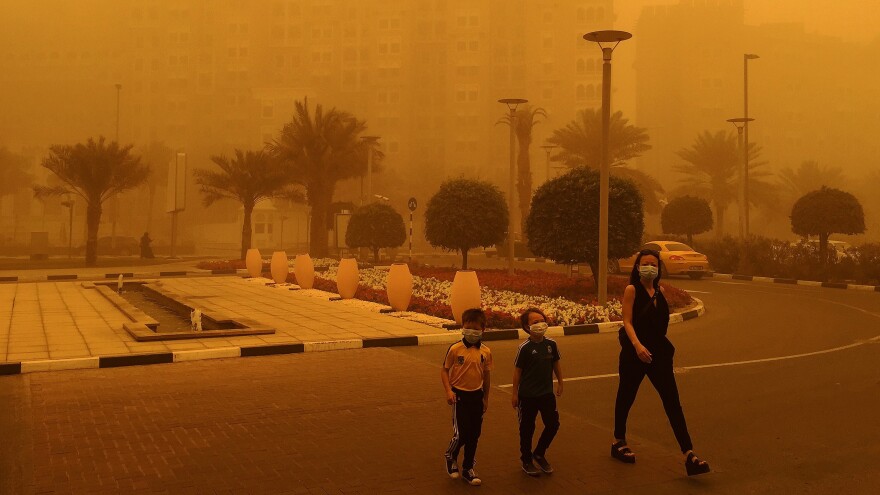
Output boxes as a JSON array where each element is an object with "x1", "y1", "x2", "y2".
[
  {"x1": 1, "y1": 275, "x2": 877, "y2": 494},
  {"x1": 395, "y1": 276, "x2": 880, "y2": 493}
]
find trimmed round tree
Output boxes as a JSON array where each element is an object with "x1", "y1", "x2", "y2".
[
  {"x1": 791, "y1": 186, "x2": 865, "y2": 279},
  {"x1": 345, "y1": 203, "x2": 406, "y2": 263},
  {"x1": 527, "y1": 167, "x2": 644, "y2": 278},
  {"x1": 661, "y1": 195, "x2": 714, "y2": 245},
  {"x1": 424, "y1": 178, "x2": 508, "y2": 269}
]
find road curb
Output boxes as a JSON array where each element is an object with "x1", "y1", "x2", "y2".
[
  {"x1": 0, "y1": 269, "x2": 250, "y2": 284},
  {"x1": 1, "y1": 299, "x2": 706, "y2": 375},
  {"x1": 710, "y1": 272, "x2": 880, "y2": 292}
]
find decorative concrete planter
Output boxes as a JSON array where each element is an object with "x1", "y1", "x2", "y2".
[
  {"x1": 337, "y1": 258, "x2": 359, "y2": 299},
  {"x1": 293, "y1": 254, "x2": 315, "y2": 289},
  {"x1": 450, "y1": 270, "x2": 481, "y2": 325},
  {"x1": 386, "y1": 263, "x2": 413, "y2": 311},
  {"x1": 270, "y1": 251, "x2": 289, "y2": 284},
  {"x1": 245, "y1": 248, "x2": 262, "y2": 278}
]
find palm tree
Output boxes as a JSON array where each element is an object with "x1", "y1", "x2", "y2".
[
  {"x1": 548, "y1": 109, "x2": 665, "y2": 212},
  {"x1": 193, "y1": 149, "x2": 299, "y2": 260},
  {"x1": 778, "y1": 160, "x2": 845, "y2": 203},
  {"x1": 497, "y1": 105, "x2": 547, "y2": 237},
  {"x1": 674, "y1": 130, "x2": 775, "y2": 237},
  {"x1": 33, "y1": 137, "x2": 149, "y2": 266},
  {"x1": 267, "y1": 98, "x2": 370, "y2": 258},
  {"x1": 138, "y1": 141, "x2": 172, "y2": 232}
]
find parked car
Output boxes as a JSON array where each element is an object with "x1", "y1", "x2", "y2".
[
  {"x1": 802, "y1": 239, "x2": 852, "y2": 261},
  {"x1": 617, "y1": 241, "x2": 710, "y2": 279}
]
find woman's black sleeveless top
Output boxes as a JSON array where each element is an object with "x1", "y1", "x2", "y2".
[{"x1": 619, "y1": 283, "x2": 673, "y2": 357}]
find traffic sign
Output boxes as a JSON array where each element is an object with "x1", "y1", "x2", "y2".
[{"x1": 408, "y1": 197, "x2": 418, "y2": 212}]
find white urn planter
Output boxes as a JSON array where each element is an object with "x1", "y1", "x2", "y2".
[
  {"x1": 293, "y1": 254, "x2": 315, "y2": 289},
  {"x1": 450, "y1": 270, "x2": 481, "y2": 325},
  {"x1": 386, "y1": 263, "x2": 413, "y2": 312},
  {"x1": 245, "y1": 248, "x2": 262, "y2": 278},
  {"x1": 270, "y1": 251, "x2": 289, "y2": 284},
  {"x1": 336, "y1": 258, "x2": 359, "y2": 299}
]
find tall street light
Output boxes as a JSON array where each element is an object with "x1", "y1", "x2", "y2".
[
  {"x1": 743, "y1": 54, "x2": 759, "y2": 238},
  {"x1": 540, "y1": 144, "x2": 558, "y2": 183},
  {"x1": 726, "y1": 117, "x2": 754, "y2": 240},
  {"x1": 360, "y1": 135, "x2": 380, "y2": 205},
  {"x1": 112, "y1": 83, "x2": 122, "y2": 250},
  {"x1": 115, "y1": 83, "x2": 122, "y2": 141},
  {"x1": 61, "y1": 197, "x2": 74, "y2": 258},
  {"x1": 498, "y1": 98, "x2": 528, "y2": 276},
  {"x1": 584, "y1": 30, "x2": 631, "y2": 307}
]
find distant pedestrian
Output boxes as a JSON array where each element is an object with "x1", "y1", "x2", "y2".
[
  {"x1": 611, "y1": 249, "x2": 710, "y2": 476},
  {"x1": 441, "y1": 308, "x2": 494, "y2": 486},
  {"x1": 512, "y1": 307, "x2": 563, "y2": 477},
  {"x1": 139, "y1": 232, "x2": 154, "y2": 259}
]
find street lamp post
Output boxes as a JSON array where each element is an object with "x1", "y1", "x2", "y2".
[
  {"x1": 743, "y1": 54, "x2": 759, "y2": 238},
  {"x1": 360, "y1": 136, "x2": 380, "y2": 205},
  {"x1": 583, "y1": 30, "x2": 631, "y2": 307},
  {"x1": 540, "y1": 144, "x2": 558, "y2": 183},
  {"x1": 498, "y1": 98, "x2": 528, "y2": 276},
  {"x1": 61, "y1": 198, "x2": 74, "y2": 258},
  {"x1": 112, "y1": 83, "x2": 122, "y2": 250},
  {"x1": 726, "y1": 117, "x2": 754, "y2": 240}
]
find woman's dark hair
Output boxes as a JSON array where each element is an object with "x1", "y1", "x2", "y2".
[
  {"x1": 629, "y1": 249, "x2": 663, "y2": 288},
  {"x1": 519, "y1": 307, "x2": 548, "y2": 331}
]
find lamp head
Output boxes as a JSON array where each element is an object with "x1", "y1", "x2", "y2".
[{"x1": 745, "y1": 54, "x2": 760, "y2": 60}]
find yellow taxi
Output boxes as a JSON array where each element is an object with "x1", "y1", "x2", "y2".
[{"x1": 616, "y1": 241, "x2": 710, "y2": 279}]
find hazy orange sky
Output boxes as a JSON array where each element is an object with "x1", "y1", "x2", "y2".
[{"x1": 616, "y1": 0, "x2": 880, "y2": 43}]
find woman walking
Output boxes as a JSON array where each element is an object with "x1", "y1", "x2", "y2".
[{"x1": 611, "y1": 249, "x2": 710, "y2": 476}]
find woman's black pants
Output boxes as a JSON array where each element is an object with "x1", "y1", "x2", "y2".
[{"x1": 613, "y1": 350, "x2": 693, "y2": 453}]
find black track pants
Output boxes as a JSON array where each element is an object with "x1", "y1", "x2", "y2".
[
  {"x1": 445, "y1": 388, "x2": 484, "y2": 470},
  {"x1": 517, "y1": 393, "x2": 560, "y2": 462}
]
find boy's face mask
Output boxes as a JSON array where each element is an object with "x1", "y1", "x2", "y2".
[
  {"x1": 462, "y1": 328, "x2": 483, "y2": 344},
  {"x1": 529, "y1": 322, "x2": 548, "y2": 337}
]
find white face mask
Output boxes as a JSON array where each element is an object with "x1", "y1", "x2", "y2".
[
  {"x1": 529, "y1": 322, "x2": 548, "y2": 337},
  {"x1": 462, "y1": 329, "x2": 482, "y2": 344},
  {"x1": 639, "y1": 265, "x2": 658, "y2": 280}
]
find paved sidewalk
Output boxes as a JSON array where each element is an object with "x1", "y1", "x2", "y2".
[
  {"x1": 0, "y1": 276, "x2": 449, "y2": 363},
  {"x1": 0, "y1": 348, "x2": 694, "y2": 494}
]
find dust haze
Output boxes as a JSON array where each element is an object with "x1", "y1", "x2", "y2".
[{"x1": 1, "y1": 0, "x2": 878, "y2": 257}]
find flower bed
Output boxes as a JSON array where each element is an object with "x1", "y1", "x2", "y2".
[{"x1": 198, "y1": 259, "x2": 694, "y2": 328}]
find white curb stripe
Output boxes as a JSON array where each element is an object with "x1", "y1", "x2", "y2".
[
  {"x1": 797, "y1": 280, "x2": 823, "y2": 287},
  {"x1": 848, "y1": 284, "x2": 876, "y2": 291},
  {"x1": 20, "y1": 357, "x2": 100, "y2": 373},
  {"x1": 173, "y1": 347, "x2": 241, "y2": 362}
]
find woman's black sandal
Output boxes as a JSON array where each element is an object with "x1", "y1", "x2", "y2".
[
  {"x1": 685, "y1": 452, "x2": 710, "y2": 476},
  {"x1": 611, "y1": 441, "x2": 636, "y2": 464}
]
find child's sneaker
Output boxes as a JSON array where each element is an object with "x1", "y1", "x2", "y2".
[
  {"x1": 461, "y1": 468, "x2": 482, "y2": 486},
  {"x1": 444, "y1": 455, "x2": 460, "y2": 479},
  {"x1": 533, "y1": 454, "x2": 553, "y2": 474},
  {"x1": 521, "y1": 460, "x2": 540, "y2": 476}
]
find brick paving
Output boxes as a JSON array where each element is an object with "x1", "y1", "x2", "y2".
[
  {"x1": 0, "y1": 348, "x2": 687, "y2": 494},
  {"x1": 0, "y1": 277, "x2": 446, "y2": 363}
]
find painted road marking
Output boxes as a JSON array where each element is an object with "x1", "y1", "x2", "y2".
[
  {"x1": 684, "y1": 290, "x2": 712, "y2": 294},
  {"x1": 498, "y1": 334, "x2": 880, "y2": 388}
]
